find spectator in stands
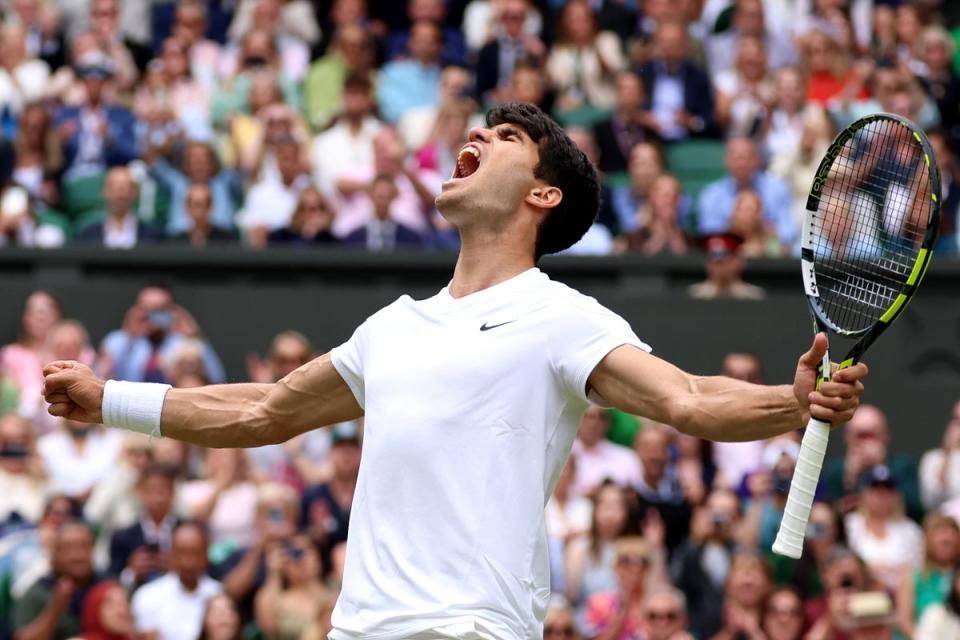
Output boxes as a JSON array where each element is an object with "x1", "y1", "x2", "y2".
[
  {"x1": 740, "y1": 438, "x2": 799, "y2": 550},
  {"x1": 609, "y1": 141, "x2": 666, "y2": 236},
  {"x1": 215, "y1": 483, "x2": 300, "y2": 620},
  {"x1": 343, "y1": 174, "x2": 426, "y2": 250},
  {"x1": 474, "y1": 0, "x2": 544, "y2": 106},
  {"x1": 916, "y1": 569, "x2": 960, "y2": 639},
  {"x1": 633, "y1": 423, "x2": 692, "y2": 553},
  {"x1": 225, "y1": 0, "x2": 317, "y2": 83},
  {"x1": 54, "y1": 51, "x2": 138, "y2": 181},
  {"x1": 671, "y1": 488, "x2": 742, "y2": 639},
  {"x1": 711, "y1": 352, "x2": 764, "y2": 490},
  {"x1": 0, "y1": 414, "x2": 48, "y2": 526},
  {"x1": 637, "y1": 20, "x2": 713, "y2": 140},
  {"x1": 1, "y1": 290, "x2": 62, "y2": 414},
  {"x1": 8, "y1": 0, "x2": 67, "y2": 73},
  {"x1": 714, "y1": 35, "x2": 775, "y2": 138},
  {"x1": 543, "y1": 597, "x2": 580, "y2": 640},
  {"x1": 303, "y1": 24, "x2": 377, "y2": 131},
  {"x1": 12, "y1": 521, "x2": 103, "y2": 640},
  {"x1": 137, "y1": 37, "x2": 212, "y2": 140},
  {"x1": 896, "y1": 513, "x2": 960, "y2": 638},
  {"x1": 331, "y1": 126, "x2": 440, "y2": 238},
  {"x1": 385, "y1": 0, "x2": 466, "y2": 67},
  {"x1": 78, "y1": 580, "x2": 135, "y2": 640},
  {"x1": 301, "y1": 424, "x2": 359, "y2": 564},
  {"x1": 917, "y1": 27, "x2": 960, "y2": 143},
  {"x1": 711, "y1": 554, "x2": 773, "y2": 640},
  {"x1": 644, "y1": 588, "x2": 694, "y2": 640},
  {"x1": 546, "y1": 0, "x2": 626, "y2": 115},
  {"x1": 84, "y1": 433, "x2": 154, "y2": 569},
  {"x1": 927, "y1": 130, "x2": 959, "y2": 254},
  {"x1": 99, "y1": 283, "x2": 226, "y2": 384},
  {"x1": 614, "y1": 173, "x2": 689, "y2": 256},
  {"x1": 37, "y1": 415, "x2": 122, "y2": 499},
  {"x1": 245, "y1": 331, "x2": 313, "y2": 385},
  {"x1": 821, "y1": 404, "x2": 922, "y2": 521},
  {"x1": 564, "y1": 481, "x2": 631, "y2": 608},
  {"x1": 582, "y1": 537, "x2": 655, "y2": 639},
  {"x1": 706, "y1": 0, "x2": 795, "y2": 78},
  {"x1": 211, "y1": 28, "x2": 302, "y2": 130},
  {"x1": 545, "y1": 457, "x2": 591, "y2": 593},
  {"x1": 378, "y1": 20, "x2": 443, "y2": 124},
  {"x1": 0, "y1": 178, "x2": 67, "y2": 248},
  {"x1": 170, "y1": 0, "x2": 224, "y2": 91},
  {"x1": 698, "y1": 136, "x2": 794, "y2": 246},
  {"x1": 197, "y1": 593, "x2": 242, "y2": 640},
  {"x1": 920, "y1": 400, "x2": 960, "y2": 511},
  {"x1": 504, "y1": 59, "x2": 553, "y2": 114},
  {"x1": 171, "y1": 184, "x2": 238, "y2": 247},
  {"x1": 232, "y1": 83, "x2": 311, "y2": 179},
  {"x1": 86, "y1": 0, "x2": 140, "y2": 91},
  {"x1": 254, "y1": 534, "x2": 333, "y2": 639},
  {"x1": 266, "y1": 186, "x2": 337, "y2": 247},
  {"x1": 571, "y1": 406, "x2": 641, "y2": 497},
  {"x1": 412, "y1": 96, "x2": 475, "y2": 183},
  {"x1": 729, "y1": 190, "x2": 784, "y2": 257},
  {"x1": 239, "y1": 137, "x2": 311, "y2": 244},
  {"x1": 131, "y1": 521, "x2": 221, "y2": 640},
  {"x1": 75, "y1": 166, "x2": 162, "y2": 248},
  {"x1": 760, "y1": 586, "x2": 805, "y2": 640},
  {"x1": 13, "y1": 101, "x2": 63, "y2": 204},
  {"x1": 804, "y1": 547, "x2": 872, "y2": 639},
  {"x1": 108, "y1": 464, "x2": 178, "y2": 589},
  {"x1": 688, "y1": 233, "x2": 765, "y2": 300},
  {"x1": 775, "y1": 501, "x2": 845, "y2": 599},
  {"x1": 831, "y1": 63, "x2": 939, "y2": 131},
  {"x1": 799, "y1": 29, "x2": 864, "y2": 108},
  {"x1": 560, "y1": 126, "x2": 615, "y2": 255},
  {"x1": 181, "y1": 448, "x2": 259, "y2": 550},
  {"x1": 593, "y1": 71, "x2": 658, "y2": 175},
  {"x1": 844, "y1": 464, "x2": 923, "y2": 591},
  {"x1": 311, "y1": 72, "x2": 381, "y2": 198},
  {"x1": 0, "y1": 24, "x2": 49, "y2": 120}
]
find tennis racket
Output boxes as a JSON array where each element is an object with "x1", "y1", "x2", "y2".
[{"x1": 771, "y1": 113, "x2": 941, "y2": 559}]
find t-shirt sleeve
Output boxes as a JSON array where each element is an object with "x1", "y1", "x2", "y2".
[
  {"x1": 549, "y1": 295, "x2": 651, "y2": 405},
  {"x1": 329, "y1": 322, "x2": 368, "y2": 409}
]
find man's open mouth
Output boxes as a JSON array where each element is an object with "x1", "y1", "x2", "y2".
[{"x1": 452, "y1": 145, "x2": 481, "y2": 179}]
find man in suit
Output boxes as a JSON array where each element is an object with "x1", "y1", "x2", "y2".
[
  {"x1": 54, "y1": 52, "x2": 139, "y2": 179},
  {"x1": 593, "y1": 70, "x2": 659, "y2": 174},
  {"x1": 343, "y1": 175, "x2": 425, "y2": 251},
  {"x1": 636, "y1": 21, "x2": 715, "y2": 140},
  {"x1": 473, "y1": 0, "x2": 545, "y2": 106},
  {"x1": 76, "y1": 166, "x2": 162, "y2": 248},
  {"x1": 109, "y1": 464, "x2": 179, "y2": 589}
]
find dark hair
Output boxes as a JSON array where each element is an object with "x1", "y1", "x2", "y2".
[
  {"x1": 947, "y1": 564, "x2": 960, "y2": 616},
  {"x1": 173, "y1": 519, "x2": 211, "y2": 544},
  {"x1": 343, "y1": 71, "x2": 372, "y2": 93},
  {"x1": 485, "y1": 103, "x2": 600, "y2": 260},
  {"x1": 138, "y1": 463, "x2": 178, "y2": 487}
]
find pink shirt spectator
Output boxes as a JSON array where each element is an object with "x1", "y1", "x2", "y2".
[
  {"x1": 331, "y1": 165, "x2": 441, "y2": 238},
  {"x1": 571, "y1": 438, "x2": 642, "y2": 497},
  {"x1": 180, "y1": 480, "x2": 259, "y2": 548},
  {"x1": 0, "y1": 343, "x2": 96, "y2": 418},
  {"x1": 584, "y1": 592, "x2": 646, "y2": 640}
]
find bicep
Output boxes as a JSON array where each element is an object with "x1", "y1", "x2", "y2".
[
  {"x1": 260, "y1": 352, "x2": 363, "y2": 441},
  {"x1": 587, "y1": 345, "x2": 696, "y2": 425}
]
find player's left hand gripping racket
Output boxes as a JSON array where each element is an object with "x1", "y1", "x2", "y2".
[{"x1": 772, "y1": 113, "x2": 941, "y2": 559}]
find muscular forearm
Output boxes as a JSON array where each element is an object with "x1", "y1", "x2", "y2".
[
  {"x1": 160, "y1": 383, "x2": 276, "y2": 447},
  {"x1": 674, "y1": 376, "x2": 805, "y2": 442}
]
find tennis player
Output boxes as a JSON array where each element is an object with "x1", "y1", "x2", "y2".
[{"x1": 42, "y1": 103, "x2": 867, "y2": 640}]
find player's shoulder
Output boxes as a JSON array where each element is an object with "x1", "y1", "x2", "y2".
[{"x1": 538, "y1": 275, "x2": 623, "y2": 319}]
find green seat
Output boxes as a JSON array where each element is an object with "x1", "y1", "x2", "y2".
[
  {"x1": 73, "y1": 209, "x2": 105, "y2": 235},
  {"x1": 554, "y1": 105, "x2": 612, "y2": 128},
  {"x1": 665, "y1": 139, "x2": 727, "y2": 203},
  {"x1": 61, "y1": 172, "x2": 106, "y2": 220},
  {"x1": 36, "y1": 207, "x2": 73, "y2": 240}
]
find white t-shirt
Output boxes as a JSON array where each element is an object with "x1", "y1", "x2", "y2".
[
  {"x1": 131, "y1": 573, "x2": 222, "y2": 640},
  {"x1": 328, "y1": 268, "x2": 649, "y2": 639},
  {"x1": 37, "y1": 428, "x2": 122, "y2": 497}
]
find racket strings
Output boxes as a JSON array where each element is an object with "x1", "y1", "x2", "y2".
[{"x1": 809, "y1": 118, "x2": 932, "y2": 333}]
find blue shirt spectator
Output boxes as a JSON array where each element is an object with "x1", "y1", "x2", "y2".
[
  {"x1": 377, "y1": 20, "x2": 442, "y2": 123},
  {"x1": 697, "y1": 137, "x2": 796, "y2": 246}
]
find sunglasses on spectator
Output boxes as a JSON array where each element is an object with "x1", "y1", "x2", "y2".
[
  {"x1": 544, "y1": 626, "x2": 575, "y2": 638},
  {"x1": 646, "y1": 610, "x2": 680, "y2": 622}
]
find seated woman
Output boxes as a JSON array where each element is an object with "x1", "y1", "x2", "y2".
[
  {"x1": 728, "y1": 190, "x2": 784, "y2": 257},
  {"x1": 614, "y1": 174, "x2": 690, "y2": 256},
  {"x1": 268, "y1": 186, "x2": 337, "y2": 247}
]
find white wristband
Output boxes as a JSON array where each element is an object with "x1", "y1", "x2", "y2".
[{"x1": 101, "y1": 380, "x2": 171, "y2": 437}]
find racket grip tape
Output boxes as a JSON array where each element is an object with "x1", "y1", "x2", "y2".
[{"x1": 772, "y1": 418, "x2": 831, "y2": 559}]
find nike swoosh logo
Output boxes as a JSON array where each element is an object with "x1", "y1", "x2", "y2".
[{"x1": 480, "y1": 320, "x2": 517, "y2": 332}]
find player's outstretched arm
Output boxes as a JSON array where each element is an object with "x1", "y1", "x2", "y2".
[
  {"x1": 42, "y1": 354, "x2": 362, "y2": 448},
  {"x1": 587, "y1": 334, "x2": 868, "y2": 442}
]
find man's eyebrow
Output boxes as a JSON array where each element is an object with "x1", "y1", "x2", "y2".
[{"x1": 494, "y1": 123, "x2": 531, "y2": 141}]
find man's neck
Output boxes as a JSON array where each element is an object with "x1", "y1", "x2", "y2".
[
  {"x1": 449, "y1": 242, "x2": 534, "y2": 299},
  {"x1": 642, "y1": 471, "x2": 662, "y2": 489},
  {"x1": 179, "y1": 574, "x2": 200, "y2": 592}
]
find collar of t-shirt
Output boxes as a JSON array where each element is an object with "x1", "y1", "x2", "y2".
[{"x1": 436, "y1": 267, "x2": 544, "y2": 312}]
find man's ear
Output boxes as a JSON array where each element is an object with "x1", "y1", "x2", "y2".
[{"x1": 524, "y1": 185, "x2": 563, "y2": 211}]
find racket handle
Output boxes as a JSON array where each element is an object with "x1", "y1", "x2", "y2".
[{"x1": 772, "y1": 418, "x2": 831, "y2": 559}]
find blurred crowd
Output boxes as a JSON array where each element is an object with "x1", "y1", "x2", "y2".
[
  {"x1": 2, "y1": 281, "x2": 960, "y2": 640},
  {"x1": 0, "y1": 0, "x2": 955, "y2": 265}
]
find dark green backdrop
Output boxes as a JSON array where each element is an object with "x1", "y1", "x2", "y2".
[{"x1": 2, "y1": 248, "x2": 958, "y2": 456}]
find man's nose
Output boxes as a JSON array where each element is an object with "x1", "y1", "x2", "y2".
[{"x1": 467, "y1": 127, "x2": 493, "y2": 144}]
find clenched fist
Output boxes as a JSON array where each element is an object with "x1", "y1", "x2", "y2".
[{"x1": 42, "y1": 361, "x2": 106, "y2": 423}]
